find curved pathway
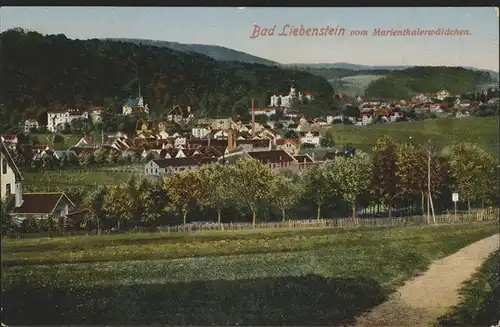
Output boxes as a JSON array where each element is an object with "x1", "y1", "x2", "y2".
[{"x1": 350, "y1": 233, "x2": 499, "y2": 327}]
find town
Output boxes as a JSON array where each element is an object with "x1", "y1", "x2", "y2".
[
  {"x1": 1, "y1": 7, "x2": 499, "y2": 327},
  {"x1": 1, "y1": 83, "x2": 498, "y2": 230}
]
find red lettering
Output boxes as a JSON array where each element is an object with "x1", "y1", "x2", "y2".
[{"x1": 250, "y1": 24, "x2": 261, "y2": 39}]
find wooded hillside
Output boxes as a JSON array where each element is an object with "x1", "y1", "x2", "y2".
[
  {"x1": 364, "y1": 67, "x2": 491, "y2": 99},
  {"x1": 0, "y1": 30, "x2": 334, "y2": 124}
]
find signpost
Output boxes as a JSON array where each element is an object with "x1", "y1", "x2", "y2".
[{"x1": 452, "y1": 193, "x2": 459, "y2": 218}]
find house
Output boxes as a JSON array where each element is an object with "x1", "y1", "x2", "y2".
[
  {"x1": 293, "y1": 154, "x2": 320, "y2": 171},
  {"x1": 145, "y1": 157, "x2": 199, "y2": 176},
  {"x1": 295, "y1": 117, "x2": 311, "y2": 132},
  {"x1": 212, "y1": 129, "x2": 229, "y2": 140},
  {"x1": 299, "y1": 131, "x2": 320, "y2": 146},
  {"x1": 0, "y1": 134, "x2": 19, "y2": 149},
  {"x1": 248, "y1": 150, "x2": 298, "y2": 172},
  {"x1": 23, "y1": 119, "x2": 39, "y2": 133},
  {"x1": 47, "y1": 110, "x2": 89, "y2": 133},
  {"x1": 436, "y1": 90, "x2": 451, "y2": 101},
  {"x1": 11, "y1": 192, "x2": 75, "y2": 221},
  {"x1": 136, "y1": 119, "x2": 155, "y2": 137},
  {"x1": 89, "y1": 106, "x2": 104, "y2": 123},
  {"x1": 270, "y1": 85, "x2": 313, "y2": 108},
  {"x1": 1, "y1": 140, "x2": 23, "y2": 203},
  {"x1": 236, "y1": 139, "x2": 271, "y2": 152},
  {"x1": 252, "y1": 108, "x2": 276, "y2": 117},
  {"x1": 122, "y1": 89, "x2": 149, "y2": 115},
  {"x1": 74, "y1": 136, "x2": 97, "y2": 148},
  {"x1": 166, "y1": 105, "x2": 193, "y2": 123},
  {"x1": 197, "y1": 118, "x2": 233, "y2": 130},
  {"x1": 275, "y1": 138, "x2": 300, "y2": 155},
  {"x1": 192, "y1": 125, "x2": 211, "y2": 139},
  {"x1": 52, "y1": 150, "x2": 78, "y2": 162}
]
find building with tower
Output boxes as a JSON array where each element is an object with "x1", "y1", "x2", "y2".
[
  {"x1": 269, "y1": 84, "x2": 313, "y2": 108},
  {"x1": 122, "y1": 85, "x2": 149, "y2": 115}
]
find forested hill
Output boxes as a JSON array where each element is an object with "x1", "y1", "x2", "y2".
[
  {"x1": 104, "y1": 38, "x2": 279, "y2": 66},
  {"x1": 363, "y1": 67, "x2": 492, "y2": 100},
  {"x1": 0, "y1": 30, "x2": 333, "y2": 123}
]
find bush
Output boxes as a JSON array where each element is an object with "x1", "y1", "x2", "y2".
[{"x1": 20, "y1": 218, "x2": 41, "y2": 233}]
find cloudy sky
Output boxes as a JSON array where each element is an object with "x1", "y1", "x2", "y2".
[{"x1": 1, "y1": 7, "x2": 498, "y2": 71}]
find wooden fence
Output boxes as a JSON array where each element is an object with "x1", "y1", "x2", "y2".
[
  {"x1": 10, "y1": 208, "x2": 498, "y2": 239},
  {"x1": 153, "y1": 208, "x2": 499, "y2": 233}
]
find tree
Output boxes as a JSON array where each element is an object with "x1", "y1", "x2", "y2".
[
  {"x1": 226, "y1": 157, "x2": 274, "y2": 225},
  {"x1": 78, "y1": 152, "x2": 93, "y2": 167},
  {"x1": 138, "y1": 178, "x2": 168, "y2": 225},
  {"x1": 449, "y1": 143, "x2": 496, "y2": 212},
  {"x1": 12, "y1": 148, "x2": 26, "y2": 167},
  {"x1": 319, "y1": 131, "x2": 335, "y2": 148},
  {"x1": 328, "y1": 151, "x2": 372, "y2": 218},
  {"x1": 1, "y1": 200, "x2": 16, "y2": 236},
  {"x1": 283, "y1": 129, "x2": 298, "y2": 139},
  {"x1": 59, "y1": 154, "x2": 68, "y2": 168},
  {"x1": 371, "y1": 136, "x2": 399, "y2": 218},
  {"x1": 163, "y1": 170, "x2": 203, "y2": 225},
  {"x1": 198, "y1": 164, "x2": 232, "y2": 227},
  {"x1": 102, "y1": 184, "x2": 137, "y2": 230},
  {"x1": 93, "y1": 148, "x2": 106, "y2": 165},
  {"x1": 395, "y1": 141, "x2": 428, "y2": 217},
  {"x1": 53, "y1": 134, "x2": 65, "y2": 149},
  {"x1": 106, "y1": 151, "x2": 118, "y2": 165},
  {"x1": 83, "y1": 186, "x2": 108, "y2": 234},
  {"x1": 342, "y1": 105, "x2": 359, "y2": 118},
  {"x1": 301, "y1": 165, "x2": 331, "y2": 220},
  {"x1": 42, "y1": 154, "x2": 55, "y2": 169},
  {"x1": 270, "y1": 172, "x2": 300, "y2": 221}
]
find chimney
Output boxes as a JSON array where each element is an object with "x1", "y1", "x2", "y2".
[{"x1": 251, "y1": 98, "x2": 256, "y2": 138}]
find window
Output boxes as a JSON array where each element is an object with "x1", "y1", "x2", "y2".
[
  {"x1": 2, "y1": 158, "x2": 7, "y2": 174},
  {"x1": 6, "y1": 183, "x2": 11, "y2": 195}
]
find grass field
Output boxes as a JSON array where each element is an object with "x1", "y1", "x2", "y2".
[
  {"x1": 438, "y1": 249, "x2": 500, "y2": 326},
  {"x1": 2, "y1": 223, "x2": 497, "y2": 325},
  {"x1": 330, "y1": 75, "x2": 386, "y2": 96},
  {"x1": 31, "y1": 133, "x2": 82, "y2": 149},
  {"x1": 317, "y1": 116, "x2": 499, "y2": 155},
  {"x1": 21, "y1": 169, "x2": 138, "y2": 191}
]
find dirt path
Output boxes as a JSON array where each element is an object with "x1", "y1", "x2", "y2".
[{"x1": 350, "y1": 233, "x2": 500, "y2": 327}]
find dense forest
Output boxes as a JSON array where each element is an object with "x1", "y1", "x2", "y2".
[
  {"x1": 0, "y1": 30, "x2": 334, "y2": 124},
  {"x1": 364, "y1": 67, "x2": 492, "y2": 100},
  {"x1": 105, "y1": 38, "x2": 279, "y2": 66}
]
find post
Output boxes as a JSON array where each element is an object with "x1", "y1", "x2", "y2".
[
  {"x1": 428, "y1": 143, "x2": 436, "y2": 223},
  {"x1": 454, "y1": 201, "x2": 457, "y2": 220},
  {"x1": 427, "y1": 147, "x2": 431, "y2": 221},
  {"x1": 251, "y1": 98, "x2": 256, "y2": 138}
]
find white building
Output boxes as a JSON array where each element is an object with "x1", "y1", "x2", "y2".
[
  {"x1": 436, "y1": 90, "x2": 451, "y2": 101},
  {"x1": 270, "y1": 85, "x2": 313, "y2": 108},
  {"x1": 23, "y1": 119, "x2": 39, "y2": 133},
  {"x1": 252, "y1": 108, "x2": 276, "y2": 117},
  {"x1": 89, "y1": 106, "x2": 104, "y2": 123},
  {"x1": 47, "y1": 110, "x2": 89, "y2": 133},
  {"x1": 299, "y1": 131, "x2": 320, "y2": 146},
  {"x1": 192, "y1": 126, "x2": 211, "y2": 139},
  {"x1": 1, "y1": 141, "x2": 23, "y2": 204}
]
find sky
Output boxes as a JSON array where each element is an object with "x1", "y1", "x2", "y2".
[{"x1": 1, "y1": 7, "x2": 499, "y2": 71}]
